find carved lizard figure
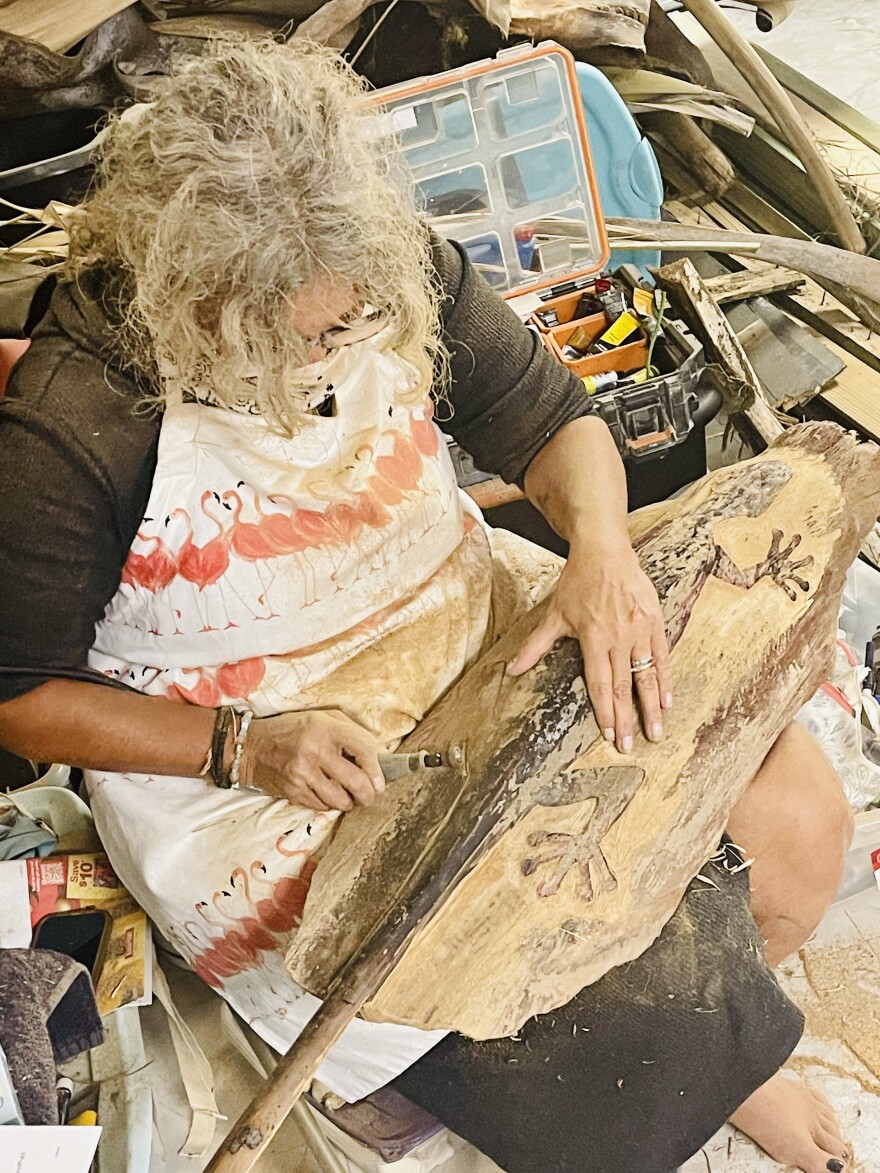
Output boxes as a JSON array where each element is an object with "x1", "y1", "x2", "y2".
[
  {"x1": 521, "y1": 461, "x2": 814, "y2": 902},
  {"x1": 521, "y1": 767, "x2": 645, "y2": 900}
]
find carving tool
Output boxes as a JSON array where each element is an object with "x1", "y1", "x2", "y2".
[{"x1": 377, "y1": 751, "x2": 444, "y2": 782}]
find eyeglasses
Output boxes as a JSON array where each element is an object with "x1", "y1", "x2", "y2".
[{"x1": 307, "y1": 309, "x2": 385, "y2": 355}]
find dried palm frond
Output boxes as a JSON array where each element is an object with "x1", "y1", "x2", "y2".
[
  {"x1": 605, "y1": 68, "x2": 755, "y2": 136},
  {"x1": 0, "y1": 199, "x2": 73, "y2": 268}
]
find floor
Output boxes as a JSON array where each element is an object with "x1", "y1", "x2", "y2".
[
  {"x1": 140, "y1": 880, "x2": 880, "y2": 1173},
  {"x1": 720, "y1": 0, "x2": 880, "y2": 123}
]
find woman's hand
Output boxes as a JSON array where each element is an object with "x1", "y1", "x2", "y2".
[
  {"x1": 239, "y1": 709, "x2": 386, "y2": 811},
  {"x1": 507, "y1": 538, "x2": 672, "y2": 754}
]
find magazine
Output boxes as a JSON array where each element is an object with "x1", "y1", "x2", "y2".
[{"x1": 25, "y1": 853, "x2": 152, "y2": 1014}]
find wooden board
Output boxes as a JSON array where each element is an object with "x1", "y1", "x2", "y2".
[
  {"x1": 819, "y1": 340, "x2": 880, "y2": 443},
  {"x1": 704, "y1": 263, "x2": 805, "y2": 305},
  {"x1": 0, "y1": 0, "x2": 134, "y2": 51},
  {"x1": 288, "y1": 423, "x2": 880, "y2": 1039}
]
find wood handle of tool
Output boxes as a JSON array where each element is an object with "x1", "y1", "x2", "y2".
[
  {"x1": 207, "y1": 758, "x2": 479, "y2": 1171},
  {"x1": 678, "y1": 0, "x2": 865, "y2": 255},
  {"x1": 205, "y1": 991, "x2": 359, "y2": 1173},
  {"x1": 464, "y1": 478, "x2": 526, "y2": 511}
]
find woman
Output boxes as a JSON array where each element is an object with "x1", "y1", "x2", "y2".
[{"x1": 0, "y1": 39, "x2": 853, "y2": 1173}]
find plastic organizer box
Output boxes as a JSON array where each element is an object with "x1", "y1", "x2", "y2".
[{"x1": 372, "y1": 42, "x2": 706, "y2": 463}]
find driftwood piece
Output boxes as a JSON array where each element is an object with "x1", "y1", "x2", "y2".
[
  {"x1": 644, "y1": 0, "x2": 713, "y2": 88},
  {"x1": 677, "y1": 0, "x2": 865, "y2": 255},
  {"x1": 289, "y1": 423, "x2": 880, "y2": 1039},
  {"x1": 0, "y1": 7, "x2": 191, "y2": 118},
  {"x1": 509, "y1": 0, "x2": 649, "y2": 54},
  {"x1": 654, "y1": 257, "x2": 781, "y2": 449},
  {"x1": 604, "y1": 218, "x2": 880, "y2": 304},
  {"x1": 703, "y1": 263, "x2": 805, "y2": 306},
  {"x1": 639, "y1": 110, "x2": 736, "y2": 203}
]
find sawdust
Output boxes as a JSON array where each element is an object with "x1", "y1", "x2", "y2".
[{"x1": 799, "y1": 932, "x2": 880, "y2": 1095}]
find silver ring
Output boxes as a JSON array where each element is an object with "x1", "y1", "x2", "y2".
[{"x1": 631, "y1": 656, "x2": 655, "y2": 674}]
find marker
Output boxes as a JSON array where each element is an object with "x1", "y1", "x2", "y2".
[{"x1": 56, "y1": 1077, "x2": 73, "y2": 1125}]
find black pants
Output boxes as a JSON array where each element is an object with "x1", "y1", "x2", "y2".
[{"x1": 392, "y1": 844, "x2": 803, "y2": 1173}]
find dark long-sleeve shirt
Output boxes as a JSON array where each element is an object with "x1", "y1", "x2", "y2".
[{"x1": 0, "y1": 236, "x2": 591, "y2": 701}]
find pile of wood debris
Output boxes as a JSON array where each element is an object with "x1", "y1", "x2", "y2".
[{"x1": 4, "y1": 0, "x2": 880, "y2": 562}]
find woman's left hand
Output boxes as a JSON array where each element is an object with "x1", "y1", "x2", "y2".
[{"x1": 507, "y1": 537, "x2": 672, "y2": 754}]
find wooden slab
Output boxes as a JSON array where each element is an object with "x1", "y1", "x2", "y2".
[
  {"x1": 288, "y1": 424, "x2": 880, "y2": 1039},
  {"x1": 704, "y1": 264, "x2": 805, "y2": 305},
  {"x1": 0, "y1": 0, "x2": 134, "y2": 52}
]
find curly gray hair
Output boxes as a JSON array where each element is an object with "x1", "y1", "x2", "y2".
[{"x1": 67, "y1": 37, "x2": 442, "y2": 431}]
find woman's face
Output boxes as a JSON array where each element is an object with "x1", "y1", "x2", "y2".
[{"x1": 288, "y1": 277, "x2": 358, "y2": 364}]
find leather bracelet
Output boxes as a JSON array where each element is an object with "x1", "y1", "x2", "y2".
[{"x1": 210, "y1": 706, "x2": 235, "y2": 789}]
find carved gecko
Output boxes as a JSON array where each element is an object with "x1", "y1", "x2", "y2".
[{"x1": 521, "y1": 461, "x2": 814, "y2": 903}]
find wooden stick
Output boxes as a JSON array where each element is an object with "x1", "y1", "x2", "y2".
[
  {"x1": 603, "y1": 218, "x2": 880, "y2": 305},
  {"x1": 653, "y1": 257, "x2": 783, "y2": 448},
  {"x1": 205, "y1": 858, "x2": 447, "y2": 1172},
  {"x1": 677, "y1": 0, "x2": 865, "y2": 255},
  {"x1": 206, "y1": 989, "x2": 366, "y2": 1171}
]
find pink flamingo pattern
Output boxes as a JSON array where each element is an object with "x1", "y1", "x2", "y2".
[
  {"x1": 121, "y1": 531, "x2": 177, "y2": 593},
  {"x1": 86, "y1": 360, "x2": 502, "y2": 1077},
  {"x1": 171, "y1": 850, "x2": 319, "y2": 988},
  {"x1": 103, "y1": 405, "x2": 460, "y2": 654}
]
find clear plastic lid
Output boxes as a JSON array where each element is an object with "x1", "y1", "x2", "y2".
[{"x1": 371, "y1": 42, "x2": 610, "y2": 297}]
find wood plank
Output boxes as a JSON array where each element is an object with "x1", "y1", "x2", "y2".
[
  {"x1": 0, "y1": 0, "x2": 134, "y2": 52},
  {"x1": 724, "y1": 179, "x2": 813, "y2": 241},
  {"x1": 667, "y1": 198, "x2": 880, "y2": 371},
  {"x1": 287, "y1": 424, "x2": 880, "y2": 1039},
  {"x1": 818, "y1": 341, "x2": 880, "y2": 444},
  {"x1": 654, "y1": 257, "x2": 783, "y2": 448},
  {"x1": 704, "y1": 263, "x2": 804, "y2": 305}
]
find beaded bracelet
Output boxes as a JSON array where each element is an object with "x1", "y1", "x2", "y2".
[{"x1": 228, "y1": 711, "x2": 254, "y2": 789}]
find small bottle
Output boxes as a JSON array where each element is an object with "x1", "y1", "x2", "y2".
[
  {"x1": 515, "y1": 224, "x2": 536, "y2": 271},
  {"x1": 581, "y1": 371, "x2": 619, "y2": 394},
  {"x1": 573, "y1": 292, "x2": 605, "y2": 319},
  {"x1": 560, "y1": 322, "x2": 599, "y2": 359},
  {"x1": 598, "y1": 288, "x2": 627, "y2": 323}
]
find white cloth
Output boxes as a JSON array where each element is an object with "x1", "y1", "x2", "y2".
[{"x1": 85, "y1": 334, "x2": 499, "y2": 1101}]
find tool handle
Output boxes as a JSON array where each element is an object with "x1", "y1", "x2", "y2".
[{"x1": 205, "y1": 990, "x2": 358, "y2": 1173}]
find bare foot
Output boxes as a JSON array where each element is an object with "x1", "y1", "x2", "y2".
[{"x1": 730, "y1": 1071, "x2": 851, "y2": 1172}]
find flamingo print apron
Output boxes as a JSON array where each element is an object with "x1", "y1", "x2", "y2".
[{"x1": 84, "y1": 331, "x2": 562, "y2": 1100}]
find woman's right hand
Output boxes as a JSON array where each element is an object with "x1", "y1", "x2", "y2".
[{"x1": 239, "y1": 709, "x2": 386, "y2": 812}]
